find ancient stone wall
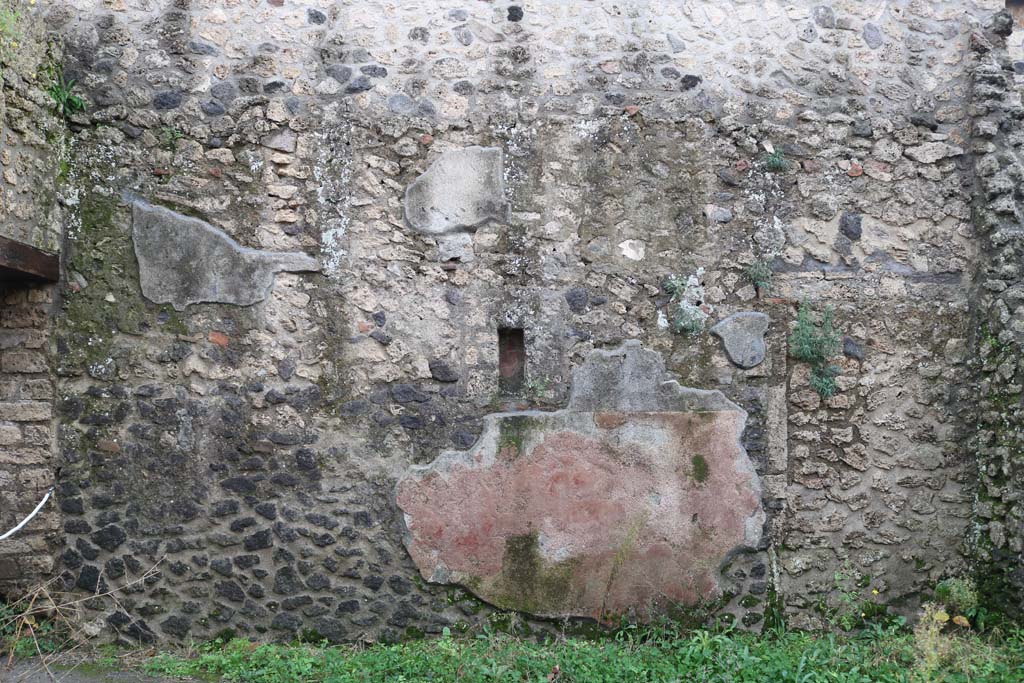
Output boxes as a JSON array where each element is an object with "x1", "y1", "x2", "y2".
[
  {"x1": 0, "y1": 1, "x2": 65, "y2": 595},
  {"x1": 0, "y1": 0, "x2": 64, "y2": 253},
  {"x1": 0, "y1": 0, "x2": 1014, "y2": 644},
  {"x1": 967, "y1": 11, "x2": 1024, "y2": 619},
  {"x1": 0, "y1": 282, "x2": 60, "y2": 595}
]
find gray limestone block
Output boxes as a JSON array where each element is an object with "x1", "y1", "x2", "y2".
[
  {"x1": 132, "y1": 200, "x2": 320, "y2": 311},
  {"x1": 711, "y1": 312, "x2": 770, "y2": 369},
  {"x1": 403, "y1": 146, "x2": 507, "y2": 235},
  {"x1": 863, "y1": 22, "x2": 884, "y2": 49}
]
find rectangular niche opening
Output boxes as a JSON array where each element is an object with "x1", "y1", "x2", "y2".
[{"x1": 498, "y1": 327, "x2": 526, "y2": 393}]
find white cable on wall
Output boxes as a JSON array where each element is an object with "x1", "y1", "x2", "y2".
[{"x1": 0, "y1": 486, "x2": 54, "y2": 541}]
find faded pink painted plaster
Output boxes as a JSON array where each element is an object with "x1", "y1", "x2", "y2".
[{"x1": 396, "y1": 343, "x2": 764, "y2": 619}]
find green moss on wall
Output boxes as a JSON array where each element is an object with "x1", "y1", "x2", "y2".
[
  {"x1": 691, "y1": 454, "x2": 710, "y2": 483},
  {"x1": 489, "y1": 532, "x2": 578, "y2": 615},
  {"x1": 497, "y1": 415, "x2": 537, "y2": 457},
  {"x1": 58, "y1": 192, "x2": 148, "y2": 374}
]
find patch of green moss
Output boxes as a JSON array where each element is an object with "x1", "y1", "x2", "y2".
[
  {"x1": 484, "y1": 610, "x2": 533, "y2": 637},
  {"x1": 979, "y1": 323, "x2": 1006, "y2": 353},
  {"x1": 308, "y1": 280, "x2": 354, "y2": 416},
  {"x1": 742, "y1": 611, "x2": 764, "y2": 628},
  {"x1": 761, "y1": 587, "x2": 785, "y2": 634},
  {"x1": 56, "y1": 155, "x2": 71, "y2": 184},
  {"x1": 158, "y1": 305, "x2": 189, "y2": 335},
  {"x1": 691, "y1": 454, "x2": 709, "y2": 483},
  {"x1": 739, "y1": 595, "x2": 761, "y2": 608},
  {"x1": 498, "y1": 415, "x2": 536, "y2": 457},
  {"x1": 661, "y1": 593, "x2": 732, "y2": 631},
  {"x1": 445, "y1": 587, "x2": 486, "y2": 616},
  {"x1": 403, "y1": 626, "x2": 425, "y2": 640},
  {"x1": 975, "y1": 561, "x2": 1022, "y2": 622},
  {"x1": 213, "y1": 628, "x2": 237, "y2": 642},
  {"x1": 58, "y1": 192, "x2": 150, "y2": 375},
  {"x1": 560, "y1": 618, "x2": 610, "y2": 640},
  {"x1": 60, "y1": 660, "x2": 119, "y2": 676},
  {"x1": 490, "y1": 532, "x2": 577, "y2": 615}
]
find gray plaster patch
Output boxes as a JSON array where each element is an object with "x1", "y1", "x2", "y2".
[
  {"x1": 711, "y1": 312, "x2": 770, "y2": 369},
  {"x1": 568, "y1": 339, "x2": 742, "y2": 413},
  {"x1": 132, "y1": 200, "x2": 320, "y2": 311},
  {"x1": 403, "y1": 146, "x2": 507, "y2": 235}
]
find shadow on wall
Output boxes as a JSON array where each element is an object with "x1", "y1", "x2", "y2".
[{"x1": 1009, "y1": 0, "x2": 1024, "y2": 28}]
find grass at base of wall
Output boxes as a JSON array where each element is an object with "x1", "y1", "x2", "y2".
[{"x1": 140, "y1": 623, "x2": 1024, "y2": 683}]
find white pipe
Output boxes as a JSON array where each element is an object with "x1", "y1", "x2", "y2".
[{"x1": 0, "y1": 486, "x2": 54, "y2": 541}]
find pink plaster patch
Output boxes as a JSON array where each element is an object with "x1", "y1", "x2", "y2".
[{"x1": 397, "y1": 394, "x2": 763, "y2": 619}]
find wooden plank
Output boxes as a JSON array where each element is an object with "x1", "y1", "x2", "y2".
[{"x1": 0, "y1": 235, "x2": 58, "y2": 282}]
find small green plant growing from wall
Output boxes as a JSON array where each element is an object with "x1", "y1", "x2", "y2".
[
  {"x1": 523, "y1": 375, "x2": 551, "y2": 403},
  {"x1": 912, "y1": 587, "x2": 985, "y2": 681},
  {"x1": 809, "y1": 365, "x2": 839, "y2": 399},
  {"x1": 744, "y1": 260, "x2": 773, "y2": 293},
  {"x1": 47, "y1": 72, "x2": 85, "y2": 118},
  {"x1": 0, "y1": 3, "x2": 21, "y2": 75},
  {"x1": 829, "y1": 564, "x2": 863, "y2": 631},
  {"x1": 763, "y1": 149, "x2": 789, "y2": 172},
  {"x1": 818, "y1": 562, "x2": 892, "y2": 632},
  {"x1": 159, "y1": 126, "x2": 184, "y2": 152},
  {"x1": 664, "y1": 268, "x2": 711, "y2": 336},
  {"x1": 789, "y1": 300, "x2": 840, "y2": 398},
  {"x1": 934, "y1": 576, "x2": 986, "y2": 630},
  {"x1": 979, "y1": 323, "x2": 1006, "y2": 354}
]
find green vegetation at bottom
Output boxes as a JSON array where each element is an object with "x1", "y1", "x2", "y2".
[{"x1": 141, "y1": 623, "x2": 1024, "y2": 683}]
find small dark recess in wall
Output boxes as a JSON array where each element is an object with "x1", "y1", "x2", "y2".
[{"x1": 498, "y1": 328, "x2": 526, "y2": 393}]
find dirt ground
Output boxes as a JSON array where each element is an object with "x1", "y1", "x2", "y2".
[{"x1": 2, "y1": 660, "x2": 199, "y2": 683}]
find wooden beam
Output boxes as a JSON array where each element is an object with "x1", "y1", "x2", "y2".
[{"x1": 0, "y1": 235, "x2": 58, "y2": 282}]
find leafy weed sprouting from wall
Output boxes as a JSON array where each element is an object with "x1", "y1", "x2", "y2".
[
  {"x1": 744, "y1": 260, "x2": 773, "y2": 293},
  {"x1": 763, "y1": 150, "x2": 789, "y2": 173},
  {"x1": 664, "y1": 268, "x2": 712, "y2": 336},
  {"x1": 789, "y1": 300, "x2": 841, "y2": 398},
  {"x1": 45, "y1": 71, "x2": 84, "y2": 118},
  {"x1": 0, "y1": 2, "x2": 20, "y2": 76}
]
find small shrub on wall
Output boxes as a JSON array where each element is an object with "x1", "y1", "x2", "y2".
[{"x1": 789, "y1": 300, "x2": 841, "y2": 398}]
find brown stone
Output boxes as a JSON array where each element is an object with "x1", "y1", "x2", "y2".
[
  {"x1": 97, "y1": 439, "x2": 121, "y2": 454},
  {"x1": 209, "y1": 331, "x2": 230, "y2": 347},
  {"x1": 2, "y1": 350, "x2": 47, "y2": 373},
  {"x1": 0, "y1": 401, "x2": 50, "y2": 422}
]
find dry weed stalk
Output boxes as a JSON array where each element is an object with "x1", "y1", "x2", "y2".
[{"x1": 1, "y1": 556, "x2": 165, "y2": 682}]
